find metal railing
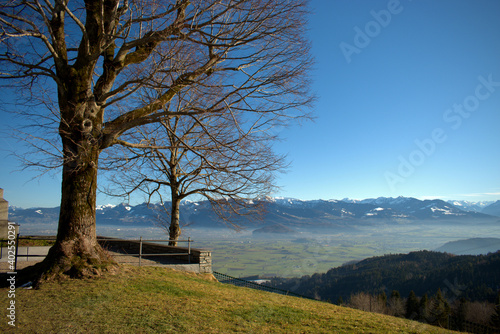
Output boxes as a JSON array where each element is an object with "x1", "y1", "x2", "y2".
[
  {"x1": 99, "y1": 236, "x2": 193, "y2": 267},
  {"x1": 213, "y1": 271, "x2": 314, "y2": 300},
  {"x1": 1, "y1": 235, "x2": 193, "y2": 270},
  {"x1": 0, "y1": 234, "x2": 45, "y2": 271}
]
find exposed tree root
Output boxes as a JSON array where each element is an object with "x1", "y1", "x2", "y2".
[{"x1": 11, "y1": 242, "x2": 118, "y2": 288}]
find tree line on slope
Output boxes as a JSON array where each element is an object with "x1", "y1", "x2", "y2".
[
  {"x1": 269, "y1": 250, "x2": 500, "y2": 331},
  {"x1": 346, "y1": 289, "x2": 500, "y2": 331},
  {"x1": 270, "y1": 250, "x2": 500, "y2": 303}
]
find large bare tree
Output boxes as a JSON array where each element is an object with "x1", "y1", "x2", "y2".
[{"x1": 0, "y1": 0, "x2": 313, "y2": 279}]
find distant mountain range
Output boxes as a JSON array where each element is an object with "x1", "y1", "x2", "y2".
[
  {"x1": 9, "y1": 196, "x2": 500, "y2": 233},
  {"x1": 446, "y1": 200, "x2": 497, "y2": 213}
]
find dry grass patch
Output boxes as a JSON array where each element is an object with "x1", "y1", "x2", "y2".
[{"x1": 1, "y1": 265, "x2": 461, "y2": 333}]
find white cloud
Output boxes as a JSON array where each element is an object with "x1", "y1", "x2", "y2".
[
  {"x1": 417, "y1": 195, "x2": 448, "y2": 200},
  {"x1": 417, "y1": 192, "x2": 500, "y2": 201},
  {"x1": 459, "y1": 192, "x2": 500, "y2": 198}
]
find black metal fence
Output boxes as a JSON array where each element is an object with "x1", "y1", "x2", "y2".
[
  {"x1": 98, "y1": 236, "x2": 193, "y2": 266},
  {"x1": 213, "y1": 271, "x2": 314, "y2": 300},
  {"x1": 0, "y1": 235, "x2": 194, "y2": 271}
]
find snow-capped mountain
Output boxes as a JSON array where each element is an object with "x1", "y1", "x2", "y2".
[
  {"x1": 446, "y1": 200, "x2": 494, "y2": 213},
  {"x1": 357, "y1": 197, "x2": 475, "y2": 219},
  {"x1": 8, "y1": 196, "x2": 498, "y2": 231}
]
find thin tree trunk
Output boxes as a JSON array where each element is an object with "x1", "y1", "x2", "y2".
[{"x1": 169, "y1": 191, "x2": 182, "y2": 246}]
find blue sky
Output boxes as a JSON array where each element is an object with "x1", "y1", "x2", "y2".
[
  {"x1": 274, "y1": 0, "x2": 500, "y2": 202},
  {"x1": 1, "y1": 0, "x2": 500, "y2": 208}
]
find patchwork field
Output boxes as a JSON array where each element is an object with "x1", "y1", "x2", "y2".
[
  {"x1": 192, "y1": 222, "x2": 500, "y2": 278},
  {"x1": 201, "y1": 239, "x2": 380, "y2": 277}
]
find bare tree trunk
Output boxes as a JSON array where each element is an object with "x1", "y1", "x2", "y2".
[
  {"x1": 169, "y1": 189, "x2": 182, "y2": 246},
  {"x1": 37, "y1": 101, "x2": 115, "y2": 281}
]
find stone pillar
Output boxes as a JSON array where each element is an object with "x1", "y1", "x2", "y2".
[
  {"x1": 0, "y1": 188, "x2": 19, "y2": 239},
  {"x1": 197, "y1": 250, "x2": 212, "y2": 273}
]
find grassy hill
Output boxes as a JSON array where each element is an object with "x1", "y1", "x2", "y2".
[{"x1": 1, "y1": 266, "x2": 459, "y2": 333}]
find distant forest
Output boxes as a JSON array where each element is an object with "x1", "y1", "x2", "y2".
[
  {"x1": 269, "y1": 251, "x2": 500, "y2": 330},
  {"x1": 270, "y1": 250, "x2": 500, "y2": 302}
]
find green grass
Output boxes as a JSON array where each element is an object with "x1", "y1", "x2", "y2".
[
  {"x1": 0, "y1": 238, "x2": 55, "y2": 247},
  {"x1": 18, "y1": 239, "x2": 56, "y2": 247},
  {"x1": 0, "y1": 265, "x2": 461, "y2": 333}
]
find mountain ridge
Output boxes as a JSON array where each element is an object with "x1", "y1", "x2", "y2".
[
  {"x1": 482, "y1": 200, "x2": 500, "y2": 217},
  {"x1": 9, "y1": 196, "x2": 499, "y2": 232},
  {"x1": 446, "y1": 200, "x2": 495, "y2": 213}
]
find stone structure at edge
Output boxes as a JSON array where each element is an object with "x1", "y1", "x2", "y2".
[{"x1": 0, "y1": 188, "x2": 19, "y2": 239}]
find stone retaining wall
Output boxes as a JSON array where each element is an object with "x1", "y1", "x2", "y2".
[{"x1": 97, "y1": 237, "x2": 212, "y2": 273}]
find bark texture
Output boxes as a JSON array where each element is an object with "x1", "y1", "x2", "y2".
[
  {"x1": 39, "y1": 102, "x2": 115, "y2": 280},
  {"x1": 169, "y1": 196, "x2": 182, "y2": 246}
]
